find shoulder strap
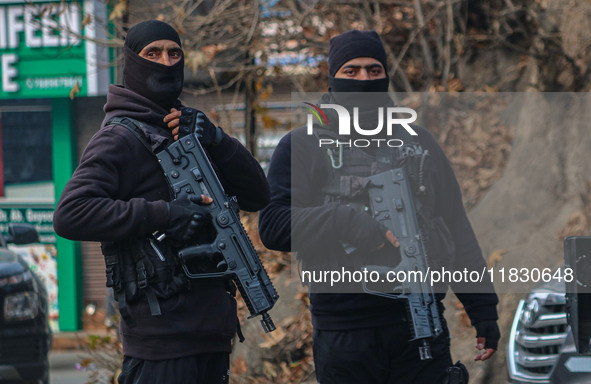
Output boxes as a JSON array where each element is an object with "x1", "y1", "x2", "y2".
[{"x1": 107, "y1": 117, "x2": 155, "y2": 154}]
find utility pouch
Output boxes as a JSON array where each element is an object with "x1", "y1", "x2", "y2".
[
  {"x1": 101, "y1": 237, "x2": 190, "y2": 327},
  {"x1": 136, "y1": 238, "x2": 189, "y2": 300},
  {"x1": 446, "y1": 361, "x2": 469, "y2": 384},
  {"x1": 102, "y1": 242, "x2": 120, "y2": 290}
]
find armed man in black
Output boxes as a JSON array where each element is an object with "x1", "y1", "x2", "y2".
[
  {"x1": 258, "y1": 30, "x2": 500, "y2": 383},
  {"x1": 53, "y1": 20, "x2": 269, "y2": 384}
]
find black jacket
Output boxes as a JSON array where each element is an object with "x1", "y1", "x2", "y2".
[
  {"x1": 54, "y1": 85, "x2": 270, "y2": 359},
  {"x1": 259, "y1": 117, "x2": 498, "y2": 330}
]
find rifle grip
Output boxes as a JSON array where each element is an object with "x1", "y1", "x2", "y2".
[{"x1": 178, "y1": 243, "x2": 220, "y2": 262}]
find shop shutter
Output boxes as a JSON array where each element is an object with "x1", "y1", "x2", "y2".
[{"x1": 81, "y1": 241, "x2": 107, "y2": 308}]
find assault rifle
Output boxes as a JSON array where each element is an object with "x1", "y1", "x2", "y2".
[
  {"x1": 156, "y1": 109, "x2": 278, "y2": 334},
  {"x1": 362, "y1": 166, "x2": 444, "y2": 360}
]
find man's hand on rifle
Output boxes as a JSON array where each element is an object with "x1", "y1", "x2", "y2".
[
  {"x1": 164, "y1": 108, "x2": 183, "y2": 140},
  {"x1": 375, "y1": 230, "x2": 400, "y2": 251},
  {"x1": 164, "y1": 108, "x2": 223, "y2": 147},
  {"x1": 339, "y1": 207, "x2": 400, "y2": 252},
  {"x1": 165, "y1": 194, "x2": 214, "y2": 246}
]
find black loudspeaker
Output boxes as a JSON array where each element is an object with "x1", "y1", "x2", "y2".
[{"x1": 564, "y1": 236, "x2": 591, "y2": 354}]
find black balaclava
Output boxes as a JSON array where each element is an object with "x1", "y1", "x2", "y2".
[
  {"x1": 123, "y1": 20, "x2": 184, "y2": 111},
  {"x1": 328, "y1": 30, "x2": 389, "y2": 93},
  {"x1": 322, "y1": 30, "x2": 393, "y2": 143}
]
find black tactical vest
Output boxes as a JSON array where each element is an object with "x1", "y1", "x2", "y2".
[
  {"x1": 313, "y1": 126, "x2": 457, "y2": 277},
  {"x1": 100, "y1": 117, "x2": 192, "y2": 327}
]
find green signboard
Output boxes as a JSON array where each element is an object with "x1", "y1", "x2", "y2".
[
  {"x1": 0, "y1": 203, "x2": 55, "y2": 244},
  {"x1": 0, "y1": 0, "x2": 109, "y2": 98}
]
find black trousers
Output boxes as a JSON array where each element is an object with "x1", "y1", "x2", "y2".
[
  {"x1": 313, "y1": 322, "x2": 453, "y2": 384},
  {"x1": 117, "y1": 353, "x2": 230, "y2": 384}
]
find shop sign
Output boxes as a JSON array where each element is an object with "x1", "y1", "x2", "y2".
[
  {"x1": 0, "y1": 0, "x2": 109, "y2": 98},
  {"x1": 0, "y1": 203, "x2": 55, "y2": 244}
]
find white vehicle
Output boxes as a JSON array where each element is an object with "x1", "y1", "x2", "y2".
[{"x1": 507, "y1": 279, "x2": 591, "y2": 383}]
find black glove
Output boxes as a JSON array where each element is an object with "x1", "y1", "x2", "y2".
[
  {"x1": 473, "y1": 320, "x2": 500, "y2": 350},
  {"x1": 165, "y1": 195, "x2": 211, "y2": 245},
  {"x1": 336, "y1": 205, "x2": 389, "y2": 252},
  {"x1": 179, "y1": 107, "x2": 224, "y2": 148}
]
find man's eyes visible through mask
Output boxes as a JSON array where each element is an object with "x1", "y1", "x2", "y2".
[
  {"x1": 138, "y1": 39, "x2": 183, "y2": 65},
  {"x1": 141, "y1": 48, "x2": 182, "y2": 65},
  {"x1": 169, "y1": 49, "x2": 182, "y2": 59}
]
